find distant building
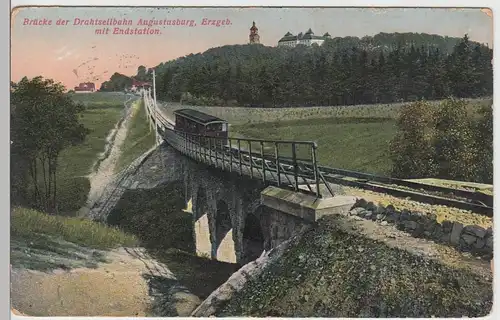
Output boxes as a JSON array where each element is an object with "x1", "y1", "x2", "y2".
[
  {"x1": 278, "y1": 29, "x2": 331, "y2": 47},
  {"x1": 130, "y1": 78, "x2": 152, "y2": 92},
  {"x1": 74, "y1": 82, "x2": 96, "y2": 92},
  {"x1": 249, "y1": 21, "x2": 260, "y2": 44}
]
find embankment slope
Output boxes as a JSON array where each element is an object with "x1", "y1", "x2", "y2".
[{"x1": 210, "y1": 214, "x2": 492, "y2": 317}]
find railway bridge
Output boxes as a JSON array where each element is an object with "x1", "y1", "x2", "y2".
[{"x1": 141, "y1": 91, "x2": 357, "y2": 265}]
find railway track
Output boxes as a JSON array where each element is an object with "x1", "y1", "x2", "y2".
[{"x1": 154, "y1": 110, "x2": 493, "y2": 217}]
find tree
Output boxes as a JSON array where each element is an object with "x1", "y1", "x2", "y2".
[
  {"x1": 10, "y1": 76, "x2": 89, "y2": 212},
  {"x1": 432, "y1": 98, "x2": 477, "y2": 181},
  {"x1": 389, "y1": 100, "x2": 437, "y2": 178},
  {"x1": 472, "y1": 104, "x2": 493, "y2": 183}
]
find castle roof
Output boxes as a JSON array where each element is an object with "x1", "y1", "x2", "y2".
[{"x1": 278, "y1": 29, "x2": 329, "y2": 42}]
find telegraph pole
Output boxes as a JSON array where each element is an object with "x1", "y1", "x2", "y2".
[{"x1": 151, "y1": 68, "x2": 159, "y2": 146}]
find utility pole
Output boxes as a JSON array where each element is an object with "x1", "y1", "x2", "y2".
[{"x1": 151, "y1": 68, "x2": 159, "y2": 146}]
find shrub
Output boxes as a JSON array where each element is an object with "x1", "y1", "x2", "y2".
[
  {"x1": 389, "y1": 100, "x2": 437, "y2": 178},
  {"x1": 432, "y1": 98, "x2": 477, "y2": 181}
]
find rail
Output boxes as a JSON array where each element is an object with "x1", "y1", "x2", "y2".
[{"x1": 142, "y1": 91, "x2": 333, "y2": 199}]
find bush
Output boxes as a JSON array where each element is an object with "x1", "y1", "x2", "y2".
[
  {"x1": 472, "y1": 104, "x2": 493, "y2": 183},
  {"x1": 390, "y1": 98, "x2": 492, "y2": 183},
  {"x1": 390, "y1": 100, "x2": 437, "y2": 178},
  {"x1": 432, "y1": 98, "x2": 477, "y2": 181}
]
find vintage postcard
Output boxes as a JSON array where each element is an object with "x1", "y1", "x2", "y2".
[{"x1": 10, "y1": 6, "x2": 493, "y2": 317}]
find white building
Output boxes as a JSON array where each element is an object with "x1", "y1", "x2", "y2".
[{"x1": 277, "y1": 28, "x2": 331, "y2": 47}]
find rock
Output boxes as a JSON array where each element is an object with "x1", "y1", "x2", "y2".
[
  {"x1": 427, "y1": 213, "x2": 437, "y2": 221},
  {"x1": 423, "y1": 219, "x2": 438, "y2": 233},
  {"x1": 450, "y1": 222, "x2": 464, "y2": 246},
  {"x1": 376, "y1": 213, "x2": 385, "y2": 221},
  {"x1": 441, "y1": 220, "x2": 453, "y2": 233},
  {"x1": 404, "y1": 221, "x2": 418, "y2": 231},
  {"x1": 386, "y1": 204, "x2": 396, "y2": 213},
  {"x1": 384, "y1": 212, "x2": 396, "y2": 223},
  {"x1": 375, "y1": 205, "x2": 386, "y2": 214},
  {"x1": 461, "y1": 233, "x2": 477, "y2": 246},
  {"x1": 366, "y1": 201, "x2": 377, "y2": 212},
  {"x1": 396, "y1": 222, "x2": 406, "y2": 231},
  {"x1": 473, "y1": 238, "x2": 486, "y2": 250},
  {"x1": 355, "y1": 198, "x2": 368, "y2": 208},
  {"x1": 380, "y1": 221, "x2": 388, "y2": 226},
  {"x1": 415, "y1": 224, "x2": 426, "y2": 237},
  {"x1": 364, "y1": 212, "x2": 373, "y2": 220},
  {"x1": 409, "y1": 211, "x2": 424, "y2": 222},
  {"x1": 440, "y1": 232, "x2": 451, "y2": 243},
  {"x1": 485, "y1": 236, "x2": 493, "y2": 249},
  {"x1": 463, "y1": 225, "x2": 487, "y2": 239},
  {"x1": 400, "y1": 209, "x2": 411, "y2": 221},
  {"x1": 486, "y1": 227, "x2": 493, "y2": 237},
  {"x1": 350, "y1": 207, "x2": 366, "y2": 216}
]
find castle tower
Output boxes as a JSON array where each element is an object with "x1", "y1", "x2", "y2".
[{"x1": 249, "y1": 21, "x2": 260, "y2": 44}]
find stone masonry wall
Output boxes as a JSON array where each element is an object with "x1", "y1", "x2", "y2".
[{"x1": 349, "y1": 199, "x2": 493, "y2": 259}]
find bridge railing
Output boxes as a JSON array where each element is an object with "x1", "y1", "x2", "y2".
[
  {"x1": 160, "y1": 124, "x2": 334, "y2": 198},
  {"x1": 142, "y1": 92, "x2": 334, "y2": 198}
]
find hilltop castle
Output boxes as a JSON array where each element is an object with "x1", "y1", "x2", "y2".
[
  {"x1": 278, "y1": 28, "x2": 331, "y2": 47},
  {"x1": 249, "y1": 21, "x2": 260, "y2": 44}
]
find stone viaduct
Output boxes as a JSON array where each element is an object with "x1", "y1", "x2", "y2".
[
  {"x1": 142, "y1": 93, "x2": 356, "y2": 266},
  {"x1": 157, "y1": 141, "x2": 355, "y2": 266}
]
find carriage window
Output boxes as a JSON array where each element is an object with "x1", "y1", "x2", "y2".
[{"x1": 222, "y1": 123, "x2": 228, "y2": 131}]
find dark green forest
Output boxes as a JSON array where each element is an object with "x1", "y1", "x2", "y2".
[
  {"x1": 102, "y1": 32, "x2": 492, "y2": 107},
  {"x1": 101, "y1": 32, "x2": 492, "y2": 107}
]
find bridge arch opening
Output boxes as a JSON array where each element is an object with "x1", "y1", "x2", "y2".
[
  {"x1": 193, "y1": 186, "x2": 211, "y2": 257},
  {"x1": 194, "y1": 186, "x2": 207, "y2": 220},
  {"x1": 242, "y1": 212, "x2": 265, "y2": 264},
  {"x1": 215, "y1": 200, "x2": 232, "y2": 247},
  {"x1": 214, "y1": 200, "x2": 236, "y2": 262}
]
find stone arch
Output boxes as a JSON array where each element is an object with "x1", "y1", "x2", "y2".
[
  {"x1": 241, "y1": 207, "x2": 267, "y2": 264},
  {"x1": 193, "y1": 186, "x2": 211, "y2": 257},
  {"x1": 214, "y1": 199, "x2": 236, "y2": 263}
]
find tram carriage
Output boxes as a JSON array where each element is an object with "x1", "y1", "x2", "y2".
[{"x1": 173, "y1": 109, "x2": 229, "y2": 147}]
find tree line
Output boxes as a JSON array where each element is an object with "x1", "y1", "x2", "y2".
[
  {"x1": 11, "y1": 77, "x2": 89, "y2": 213},
  {"x1": 151, "y1": 33, "x2": 492, "y2": 107}
]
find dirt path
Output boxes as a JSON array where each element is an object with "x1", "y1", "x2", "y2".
[
  {"x1": 10, "y1": 247, "x2": 201, "y2": 317},
  {"x1": 78, "y1": 96, "x2": 137, "y2": 217}
]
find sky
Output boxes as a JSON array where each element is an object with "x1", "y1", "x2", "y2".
[{"x1": 10, "y1": 7, "x2": 493, "y2": 90}]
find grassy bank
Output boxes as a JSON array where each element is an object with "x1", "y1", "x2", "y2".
[
  {"x1": 11, "y1": 206, "x2": 139, "y2": 270},
  {"x1": 54, "y1": 102, "x2": 125, "y2": 213},
  {"x1": 107, "y1": 183, "x2": 239, "y2": 301},
  {"x1": 115, "y1": 100, "x2": 156, "y2": 173},
  {"x1": 231, "y1": 117, "x2": 397, "y2": 175},
  {"x1": 11, "y1": 207, "x2": 138, "y2": 249}
]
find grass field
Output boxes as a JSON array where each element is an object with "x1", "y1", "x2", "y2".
[
  {"x1": 231, "y1": 117, "x2": 397, "y2": 175},
  {"x1": 115, "y1": 100, "x2": 156, "y2": 173},
  {"x1": 160, "y1": 98, "x2": 490, "y2": 175},
  {"x1": 164, "y1": 97, "x2": 491, "y2": 125},
  {"x1": 67, "y1": 92, "x2": 132, "y2": 107},
  {"x1": 25, "y1": 94, "x2": 129, "y2": 214}
]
